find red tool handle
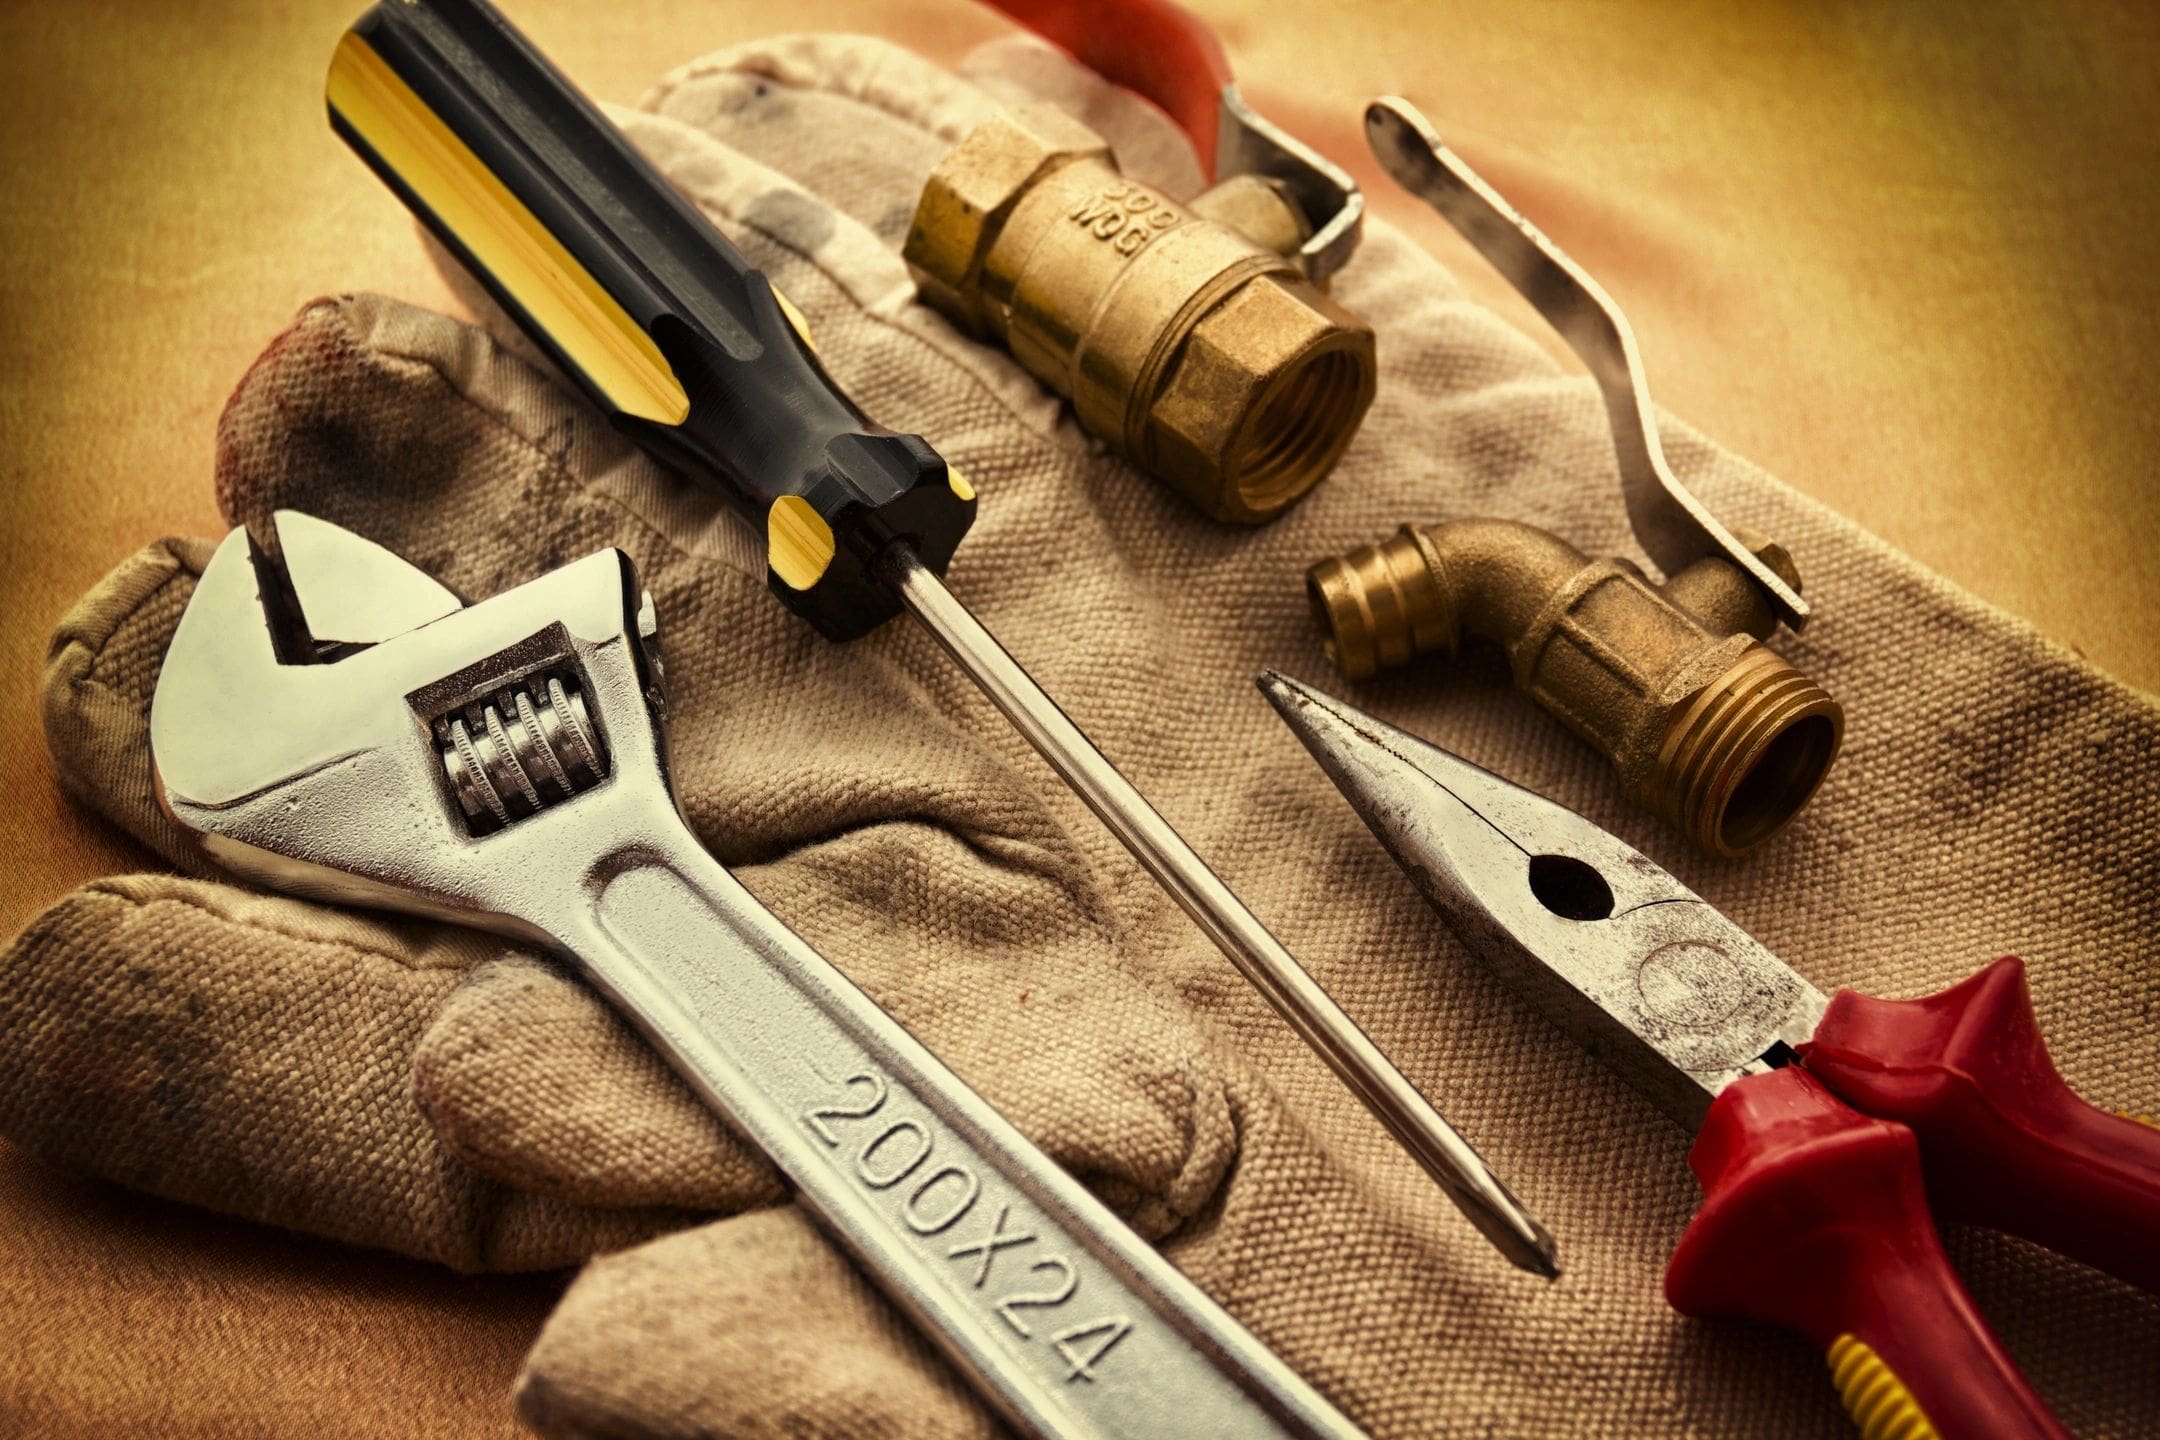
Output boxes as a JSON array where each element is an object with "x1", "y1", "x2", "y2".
[
  {"x1": 981, "y1": 0, "x2": 1232, "y2": 172},
  {"x1": 1666, "y1": 1066, "x2": 2068, "y2": 1440},
  {"x1": 1804, "y1": 956, "x2": 2160, "y2": 1295}
]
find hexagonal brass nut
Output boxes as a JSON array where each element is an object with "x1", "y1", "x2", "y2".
[
  {"x1": 1143, "y1": 275, "x2": 1378, "y2": 522},
  {"x1": 904, "y1": 105, "x2": 1109, "y2": 333}
]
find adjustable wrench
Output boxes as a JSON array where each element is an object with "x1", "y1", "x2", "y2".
[{"x1": 147, "y1": 511, "x2": 1367, "y2": 1440}]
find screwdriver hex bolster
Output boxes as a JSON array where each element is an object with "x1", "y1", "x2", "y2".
[
  {"x1": 1306, "y1": 519, "x2": 1840, "y2": 856},
  {"x1": 626, "y1": 313, "x2": 976, "y2": 641}
]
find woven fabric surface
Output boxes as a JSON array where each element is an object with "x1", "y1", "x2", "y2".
[{"x1": 2, "y1": 33, "x2": 2155, "y2": 1439}]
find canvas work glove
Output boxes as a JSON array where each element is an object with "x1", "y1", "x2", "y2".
[{"x1": 6, "y1": 31, "x2": 2159, "y2": 1440}]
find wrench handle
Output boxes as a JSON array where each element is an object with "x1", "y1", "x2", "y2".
[{"x1": 560, "y1": 828, "x2": 1362, "y2": 1440}]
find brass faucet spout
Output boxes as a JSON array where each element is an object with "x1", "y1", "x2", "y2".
[{"x1": 1308, "y1": 520, "x2": 1840, "y2": 857}]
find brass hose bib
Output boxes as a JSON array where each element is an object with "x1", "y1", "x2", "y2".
[
  {"x1": 1309, "y1": 521, "x2": 1843, "y2": 857},
  {"x1": 904, "y1": 106, "x2": 1377, "y2": 523}
]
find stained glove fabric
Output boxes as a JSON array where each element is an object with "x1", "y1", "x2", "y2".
[{"x1": 5, "y1": 32, "x2": 2159, "y2": 1440}]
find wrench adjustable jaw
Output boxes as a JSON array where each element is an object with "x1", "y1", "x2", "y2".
[
  {"x1": 150, "y1": 510, "x2": 672, "y2": 943},
  {"x1": 1259, "y1": 671, "x2": 1827, "y2": 1130}
]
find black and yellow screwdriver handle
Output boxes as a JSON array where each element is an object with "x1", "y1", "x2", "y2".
[{"x1": 328, "y1": 0, "x2": 975, "y2": 639}]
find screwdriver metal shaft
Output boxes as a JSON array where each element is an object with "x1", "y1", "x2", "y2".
[{"x1": 884, "y1": 546, "x2": 1560, "y2": 1278}]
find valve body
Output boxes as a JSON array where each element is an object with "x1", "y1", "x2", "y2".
[
  {"x1": 1308, "y1": 520, "x2": 1842, "y2": 856},
  {"x1": 906, "y1": 106, "x2": 1376, "y2": 523}
]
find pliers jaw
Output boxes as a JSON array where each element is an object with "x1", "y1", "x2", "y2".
[{"x1": 1259, "y1": 670, "x2": 1827, "y2": 1130}]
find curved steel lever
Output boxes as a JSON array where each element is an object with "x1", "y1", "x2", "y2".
[{"x1": 1365, "y1": 96, "x2": 1808, "y2": 630}]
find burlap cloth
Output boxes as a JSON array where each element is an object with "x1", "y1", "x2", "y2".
[{"x1": 3, "y1": 33, "x2": 2156, "y2": 1439}]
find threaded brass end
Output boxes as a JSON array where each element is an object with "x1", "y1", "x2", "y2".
[
  {"x1": 1648, "y1": 645, "x2": 1844, "y2": 858},
  {"x1": 1227, "y1": 346, "x2": 1372, "y2": 518},
  {"x1": 1306, "y1": 525, "x2": 1454, "y2": 680}
]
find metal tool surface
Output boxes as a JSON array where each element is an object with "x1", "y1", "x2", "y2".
[
  {"x1": 1258, "y1": 670, "x2": 1828, "y2": 1127},
  {"x1": 329, "y1": 0, "x2": 1554, "y2": 1276},
  {"x1": 1363, "y1": 97, "x2": 1806, "y2": 630},
  {"x1": 1260, "y1": 670, "x2": 2160, "y2": 1440},
  {"x1": 147, "y1": 512, "x2": 1375, "y2": 1440},
  {"x1": 887, "y1": 548, "x2": 1548, "y2": 1273}
]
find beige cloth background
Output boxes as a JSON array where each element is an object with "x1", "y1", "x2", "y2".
[{"x1": 3, "y1": 2, "x2": 2159, "y2": 1437}]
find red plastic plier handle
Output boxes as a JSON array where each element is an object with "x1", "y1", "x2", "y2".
[
  {"x1": 1262, "y1": 677, "x2": 2160, "y2": 1440},
  {"x1": 1667, "y1": 957, "x2": 2160, "y2": 1439}
]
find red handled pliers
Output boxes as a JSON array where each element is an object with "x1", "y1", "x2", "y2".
[
  {"x1": 980, "y1": 0, "x2": 1362, "y2": 280},
  {"x1": 1260, "y1": 669, "x2": 2160, "y2": 1439}
]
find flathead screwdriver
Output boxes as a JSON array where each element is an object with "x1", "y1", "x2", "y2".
[{"x1": 327, "y1": 0, "x2": 1556, "y2": 1277}]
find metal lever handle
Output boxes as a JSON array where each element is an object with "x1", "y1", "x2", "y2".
[
  {"x1": 1364, "y1": 96, "x2": 1808, "y2": 630},
  {"x1": 548, "y1": 817, "x2": 1366, "y2": 1440}
]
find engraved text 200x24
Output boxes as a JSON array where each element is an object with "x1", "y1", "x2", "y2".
[{"x1": 802, "y1": 1064, "x2": 1137, "y2": 1383}]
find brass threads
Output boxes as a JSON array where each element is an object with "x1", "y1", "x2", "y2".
[
  {"x1": 1233, "y1": 348, "x2": 1371, "y2": 515},
  {"x1": 905, "y1": 106, "x2": 1376, "y2": 523},
  {"x1": 1649, "y1": 646, "x2": 1843, "y2": 857},
  {"x1": 1306, "y1": 519, "x2": 1842, "y2": 856}
]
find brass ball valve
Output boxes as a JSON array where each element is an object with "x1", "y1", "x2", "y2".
[{"x1": 904, "y1": 106, "x2": 1377, "y2": 523}]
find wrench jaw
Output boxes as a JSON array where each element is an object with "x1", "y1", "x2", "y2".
[
  {"x1": 275, "y1": 509, "x2": 464, "y2": 650},
  {"x1": 150, "y1": 513, "x2": 677, "y2": 948}
]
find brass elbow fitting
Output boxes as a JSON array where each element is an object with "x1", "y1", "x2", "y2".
[
  {"x1": 904, "y1": 106, "x2": 1377, "y2": 523},
  {"x1": 1308, "y1": 521, "x2": 1843, "y2": 857}
]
